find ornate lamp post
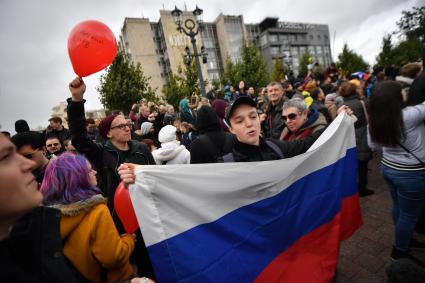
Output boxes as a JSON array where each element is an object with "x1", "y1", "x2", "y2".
[{"x1": 171, "y1": 5, "x2": 207, "y2": 97}]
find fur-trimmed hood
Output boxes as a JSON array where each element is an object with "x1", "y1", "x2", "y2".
[
  {"x1": 49, "y1": 194, "x2": 106, "y2": 216},
  {"x1": 49, "y1": 194, "x2": 107, "y2": 239}
]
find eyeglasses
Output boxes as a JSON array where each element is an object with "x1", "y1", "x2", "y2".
[
  {"x1": 46, "y1": 143, "x2": 60, "y2": 148},
  {"x1": 282, "y1": 112, "x2": 300, "y2": 122},
  {"x1": 110, "y1": 123, "x2": 132, "y2": 130},
  {"x1": 22, "y1": 149, "x2": 39, "y2": 159}
]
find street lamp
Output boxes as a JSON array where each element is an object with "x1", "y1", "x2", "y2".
[{"x1": 171, "y1": 5, "x2": 207, "y2": 97}]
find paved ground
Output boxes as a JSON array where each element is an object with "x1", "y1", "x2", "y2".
[{"x1": 335, "y1": 154, "x2": 425, "y2": 282}]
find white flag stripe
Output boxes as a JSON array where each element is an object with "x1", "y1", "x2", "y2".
[{"x1": 130, "y1": 113, "x2": 355, "y2": 246}]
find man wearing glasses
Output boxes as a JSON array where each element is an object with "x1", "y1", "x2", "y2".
[
  {"x1": 67, "y1": 77, "x2": 156, "y2": 280},
  {"x1": 11, "y1": 131, "x2": 49, "y2": 186}
]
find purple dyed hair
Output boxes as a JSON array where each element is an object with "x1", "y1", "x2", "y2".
[{"x1": 40, "y1": 152, "x2": 101, "y2": 205}]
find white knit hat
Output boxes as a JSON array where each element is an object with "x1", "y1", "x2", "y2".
[{"x1": 158, "y1": 125, "x2": 177, "y2": 143}]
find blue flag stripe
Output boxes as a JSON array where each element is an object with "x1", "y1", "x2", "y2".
[{"x1": 147, "y1": 148, "x2": 357, "y2": 282}]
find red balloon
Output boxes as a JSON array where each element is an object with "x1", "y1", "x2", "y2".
[
  {"x1": 114, "y1": 182, "x2": 139, "y2": 234},
  {"x1": 67, "y1": 20, "x2": 117, "y2": 77}
]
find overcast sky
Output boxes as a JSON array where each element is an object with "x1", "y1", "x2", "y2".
[{"x1": 0, "y1": 0, "x2": 420, "y2": 133}]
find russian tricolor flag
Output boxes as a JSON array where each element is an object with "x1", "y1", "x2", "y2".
[{"x1": 130, "y1": 113, "x2": 362, "y2": 283}]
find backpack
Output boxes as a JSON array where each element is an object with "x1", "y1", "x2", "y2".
[{"x1": 222, "y1": 140, "x2": 284, "y2": 162}]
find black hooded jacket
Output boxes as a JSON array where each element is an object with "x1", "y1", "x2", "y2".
[
  {"x1": 190, "y1": 106, "x2": 235, "y2": 164},
  {"x1": 0, "y1": 207, "x2": 82, "y2": 283},
  {"x1": 407, "y1": 71, "x2": 425, "y2": 106},
  {"x1": 67, "y1": 98, "x2": 156, "y2": 280}
]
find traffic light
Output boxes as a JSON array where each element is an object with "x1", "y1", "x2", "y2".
[
  {"x1": 185, "y1": 46, "x2": 191, "y2": 65},
  {"x1": 201, "y1": 46, "x2": 207, "y2": 64}
]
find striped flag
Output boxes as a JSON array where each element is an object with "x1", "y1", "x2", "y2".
[{"x1": 130, "y1": 113, "x2": 362, "y2": 283}]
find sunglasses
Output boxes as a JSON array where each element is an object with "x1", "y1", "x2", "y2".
[
  {"x1": 110, "y1": 123, "x2": 132, "y2": 130},
  {"x1": 282, "y1": 112, "x2": 300, "y2": 122},
  {"x1": 22, "y1": 149, "x2": 39, "y2": 159},
  {"x1": 46, "y1": 143, "x2": 60, "y2": 147}
]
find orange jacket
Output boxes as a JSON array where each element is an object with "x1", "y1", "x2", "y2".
[{"x1": 52, "y1": 195, "x2": 135, "y2": 283}]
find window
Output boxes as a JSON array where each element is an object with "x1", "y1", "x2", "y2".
[
  {"x1": 316, "y1": 46, "x2": 323, "y2": 55},
  {"x1": 270, "y1": 46, "x2": 280, "y2": 55},
  {"x1": 308, "y1": 46, "x2": 315, "y2": 55},
  {"x1": 269, "y1": 34, "x2": 278, "y2": 42},
  {"x1": 260, "y1": 34, "x2": 268, "y2": 46},
  {"x1": 324, "y1": 46, "x2": 331, "y2": 55}
]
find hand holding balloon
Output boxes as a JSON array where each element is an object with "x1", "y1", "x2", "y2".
[
  {"x1": 114, "y1": 182, "x2": 139, "y2": 234},
  {"x1": 69, "y1": 77, "x2": 86, "y2": 102},
  {"x1": 68, "y1": 20, "x2": 117, "y2": 77},
  {"x1": 118, "y1": 163, "x2": 136, "y2": 188}
]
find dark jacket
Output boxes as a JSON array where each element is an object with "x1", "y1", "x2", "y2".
[
  {"x1": 340, "y1": 94, "x2": 372, "y2": 161},
  {"x1": 407, "y1": 71, "x2": 425, "y2": 106},
  {"x1": 0, "y1": 207, "x2": 81, "y2": 283},
  {"x1": 263, "y1": 99, "x2": 285, "y2": 139},
  {"x1": 191, "y1": 131, "x2": 234, "y2": 164},
  {"x1": 211, "y1": 99, "x2": 229, "y2": 132},
  {"x1": 310, "y1": 99, "x2": 332, "y2": 124},
  {"x1": 67, "y1": 99, "x2": 155, "y2": 211},
  {"x1": 180, "y1": 110, "x2": 196, "y2": 125},
  {"x1": 190, "y1": 105, "x2": 235, "y2": 163},
  {"x1": 225, "y1": 129, "x2": 324, "y2": 162},
  {"x1": 67, "y1": 99, "x2": 156, "y2": 279}
]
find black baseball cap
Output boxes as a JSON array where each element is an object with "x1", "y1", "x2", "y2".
[{"x1": 225, "y1": 96, "x2": 257, "y2": 125}]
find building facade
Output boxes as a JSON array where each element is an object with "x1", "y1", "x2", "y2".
[{"x1": 119, "y1": 10, "x2": 332, "y2": 96}]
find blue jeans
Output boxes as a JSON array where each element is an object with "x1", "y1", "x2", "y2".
[{"x1": 381, "y1": 164, "x2": 425, "y2": 251}]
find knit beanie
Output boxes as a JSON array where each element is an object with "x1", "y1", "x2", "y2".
[
  {"x1": 15, "y1": 119, "x2": 30, "y2": 133},
  {"x1": 140, "y1": 122, "x2": 153, "y2": 136},
  {"x1": 158, "y1": 125, "x2": 177, "y2": 143},
  {"x1": 98, "y1": 114, "x2": 118, "y2": 139}
]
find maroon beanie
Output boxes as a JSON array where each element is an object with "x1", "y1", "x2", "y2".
[{"x1": 98, "y1": 114, "x2": 118, "y2": 139}]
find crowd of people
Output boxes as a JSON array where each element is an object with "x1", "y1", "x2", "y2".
[{"x1": 1, "y1": 59, "x2": 424, "y2": 282}]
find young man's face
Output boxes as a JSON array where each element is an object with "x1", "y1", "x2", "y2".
[
  {"x1": 17, "y1": 145, "x2": 47, "y2": 170},
  {"x1": 86, "y1": 123, "x2": 96, "y2": 133},
  {"x1": 107, "y1": 115, "x2": 132, "y2": 143},
  {"x1": 229, "y1": 104, "x2": 261, "y2": 146},
  {"x1": 0, "y1": 134, "x2": 42, "y2": 222}
]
